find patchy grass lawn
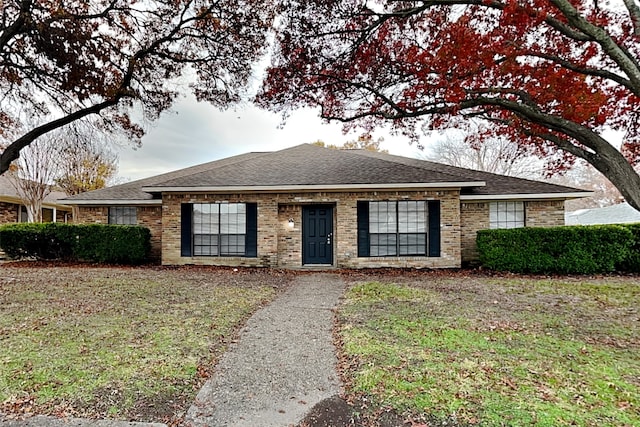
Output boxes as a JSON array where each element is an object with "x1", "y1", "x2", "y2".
[
  {"x1": 338, "y1": 272, "x2": 640, "y2": 426},
  {"x1": 0, "y1": 265, "x2": 292, "y2": 423}
]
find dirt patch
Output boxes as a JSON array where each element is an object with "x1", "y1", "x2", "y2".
[
  {"x1": 297, "y1": 395, "x2": 470, "y2": 427},
  {"x1": 298, "y1": 396, "x2": 353, "y2": 427}
]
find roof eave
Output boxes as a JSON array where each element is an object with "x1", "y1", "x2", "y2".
[
  {"x1": 1, "y1": 196, "x2": 72, "y2": 210},
  {"x1": 141, "y1": 181, "x2": 487, "y2": 193},
  {"x1": 460, "y1": 191, "x2": 594, "y2": 201},
  {"x1": 63, "y1": 199, "x2": 161, "y2": 206}
]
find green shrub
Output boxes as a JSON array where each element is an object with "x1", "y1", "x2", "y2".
[
  {"x1": 477, "y1": 225, "x2": 633, "y2": 274},
  {"x1": 0, "y1": 223, "x2": 150, "y2": 264},
  {"x1": 619, "y1": 223, "x2": 640, "y2": 272},
  {"x1": 73, "y1": 224, "x2": 150, "y2": 264},
  {"x1": 0, "y1": 223, "x2": 73, "y2": 259}
]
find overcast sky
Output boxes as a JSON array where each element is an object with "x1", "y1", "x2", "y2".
[{"x1": 115, "y1": 94, "x2": 427, "y2": 182}]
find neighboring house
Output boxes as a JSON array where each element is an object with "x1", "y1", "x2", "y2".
[
  {"x1": 0, "y1": 175, "x2": 73, "y2": 224},
  {"x1": 566, "y1": 202, "x2": 640, "y2": 225},
  {"x1": 63, "y1": 144, "x2": 589, "y2": 267}
]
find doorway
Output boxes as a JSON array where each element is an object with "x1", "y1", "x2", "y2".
[{"x1": 302, "y1": 205, "x2": 334, "y2": 265}]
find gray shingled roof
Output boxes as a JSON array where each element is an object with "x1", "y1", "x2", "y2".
[
  {"x1": 353, "y1": 149, "x2": 585, "y2": 197},
  {"x1": 0, "y1": 175, "x2": 70, "y2": 207},
  {"x1": 63, "y1": 151, "x2": 268, "y2": 202},
  {"x1": 64, "y1": 144, "x2": 588, "y2": 203},
  {"x1": 566, "y1": 202, "x2": 640, "y2": 225},
  {"x1": 145, "y1": 144, "x2": 482, "y2": 188}
]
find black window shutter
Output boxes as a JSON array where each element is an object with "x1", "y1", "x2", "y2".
[
  {"x1": 357, "y1": 201, "x2": 370, "y2": 257},
  {"x1": 428, "y1": 200, "x2": 441, "y2": 257},
  {"x1": 181, "y1": 203, "x2": 192, "y2": 257},
  {"x1": 245, "y1": 203, "x2": 258, "y2": 257}
]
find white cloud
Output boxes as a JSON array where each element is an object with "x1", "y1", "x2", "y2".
[{"x1": 116, "y1": 94, "x2": 424, "y2": 181}]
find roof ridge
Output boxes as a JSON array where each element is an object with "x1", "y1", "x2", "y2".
[
  {"x1": 132, "y1": 151, "x2": 273, "y2": 186},
  {"x1": 63, "y1": 151, "x2": 273, "y2": 200},
  {"x1": 63, "y1": 143, "x2": 590, "y2": 202},
  {"x1": 146, "y1": 147, "x2": 307, "y2": 188},
  {"x1": 347, "y1": 149, "x2": 487, "y2": 184},
  {"x1": 351, "y1": 149, "x2": 584, "y2": 193},
  {"x1": 145, "y1": 151, "x2": 274, "y2": 185}
]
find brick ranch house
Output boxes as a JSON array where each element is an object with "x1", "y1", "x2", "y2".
[
  {"x1": 63, "y1": 144, "x2": 589, "y2": 268},
  {"x1": 0, "y1": 175, "x2": 72, "y2": 224}
]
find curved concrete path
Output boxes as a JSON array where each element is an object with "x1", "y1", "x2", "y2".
[{"x1": 184, "y1": 273, "x2": 345, "y2": 426}]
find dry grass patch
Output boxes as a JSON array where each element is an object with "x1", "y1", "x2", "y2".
[
  {"x1": 0, "y1": 265, "x2": 292, "y2": 423},
  {"x1": 338, "y1": 272, "x2": 640, "y2": 426}
]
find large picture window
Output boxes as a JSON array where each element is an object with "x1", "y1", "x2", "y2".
[
  {"x1": 108, "y1": 206, "x2": 137, "y2": 225},
  {"x1": 489, "y1": 201, "x2": 525, "y2": 229},
  {"x1": 369, "y1": 201, "x2": 428, "y2": 256},
  {"x1": 193, "y1": 203, "x2": 246, "y2": 256},
  {"x1": 358, "y1": 200, "x2": 440, "y2": 258}
]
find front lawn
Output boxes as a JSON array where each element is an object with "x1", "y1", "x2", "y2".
[
  {"x1": 0, "y1": 265, "x2": 291, "y2": 422},
  {"x1": 338, "y1": 273, "x2": 640, "y2": 426}
]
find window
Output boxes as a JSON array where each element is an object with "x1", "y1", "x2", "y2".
[
  {"x1": 489, "y1": 201, "x2": 524, "y2": 229},
  {"x1": 368, "y1": 201, "x2": 428, "y2": 256},
  {"x1": 193, "y1": 203, "x2": 246, "y2": 256},
  {"x1": 181, "y1": 203, "x2": 257, "y2": 258},
  {"x1": 358, "y1": 200, "x2": 441, "y2": 258},
  {"x1": 108, "y1": 206, "x2": 137, "y2": 225},
  {"x1": 42, "y1": 208, "x2": 54, "y2": 223},
  {"x1": 18, "y1": 205, "x2": 28, "y2": 223},
  {"x1": 18, "y1": 206, "x2": 56, "y2": 223}
]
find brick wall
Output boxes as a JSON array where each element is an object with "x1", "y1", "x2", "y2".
[
  {"x1": 526, "y1": 200, "x2": 565, "y2": 227},
  {"x1": 460, "y1": 202, "x2": 489, "y2": 263},
  {"x1": 137, "y1": 206, "x2": 162, "y2": 260},
  {"x1": 162, "y1": 190, "x2": 461, "y2": 269},
  {"x1": 76, "y1": 206, "x2": 108, "y2": 223},
  {"x1": 76, "y1": 205, "x2": 163, "y2": 261},
  {"x1": 0, "y1": 201, "x2": 18, "y2": 224},
  {"x1": 75, "y1": 195, "x2": 566, "y2": 269},
  {"x1": 277, "y1": 204, "x2": 302, "y2": 268},
  {"x1": 460, "y1": 199, "x2": 566, "y2": 264}
]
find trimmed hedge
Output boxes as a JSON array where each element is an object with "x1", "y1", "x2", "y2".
[
  {"x1": 619, "y1": 223, "x2": 640, "y2": 272},
  {"x1": 477, "y1": 225, "x2": 634, "y2": 274},
  {"x1": 0, "y1": 223, "x2": 150, "y2": 264}
]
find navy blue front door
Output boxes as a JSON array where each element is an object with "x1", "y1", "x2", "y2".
[{"x1": 302, "y1": 205, "x2": 333, "y2": 265}]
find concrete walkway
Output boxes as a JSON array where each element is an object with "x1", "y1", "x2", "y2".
[
  {"x1": 184, "y1": 273, "x2": 345, "y2": 426},
  {"x1": 1, "y1": 273, "x2": 346, "y2": 427}
]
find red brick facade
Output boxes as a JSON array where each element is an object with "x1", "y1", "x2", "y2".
[
  {"x1": 76, "y1": 196, "x2": 565, "y2": 268},
  {"x1": 160, "y1": 190, "x2": 461, "y2": 268},
  {"x1": 1, "y1": 201, "x2": 72, "y2": 225},
  {"x1": 460, "y1": 200, "x2": 566, "y2": 264},
  {"x1": 0, "y1": 201, "x2": 18, "y2": 224},
  {"x1": 75, "y1": 205, "x2": 163, "y2": 260}
]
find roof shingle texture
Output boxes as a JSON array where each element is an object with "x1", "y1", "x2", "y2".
[
  {"x1": 0, "y1": 175, "x2": 69, "y2": 205},
  {"x1": 566, "y1": 202, "x2": 640, "y2": 225},
  {"x1": 64, "y1": 144, "x2": 586, "y2": 202}
]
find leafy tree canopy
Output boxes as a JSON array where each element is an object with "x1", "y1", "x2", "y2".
[
  {"x1": 312, "y1": 134, "x2": 388, "y2": 151},
  {"x1": 258, "y1": 0, "x2": 640, "y2": 210},
  {"x1": 1, "y1": 0, "x2": 276, "y2": 174}
]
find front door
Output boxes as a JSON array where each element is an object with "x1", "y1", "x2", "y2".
[{"x1": 302, "y1": 205, "x2": 333, "y2": 265}]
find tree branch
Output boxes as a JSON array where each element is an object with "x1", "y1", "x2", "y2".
[
  {"x1": 0, "y1": 0, "x2": 31, "y2": 50},
  {"x1": 550, "y1": 0, "x2": 640, "y2": 96},
  {"x1": 0, "y1": 97, "x2": 122, "y2": 175},
  {"x1": 623, "y1": 0, "x2": 640, "y2": 37}
]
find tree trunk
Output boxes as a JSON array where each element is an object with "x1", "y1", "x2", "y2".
[{"x1": 586, "y1": 147, "x2": 640, "y2": 212}]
